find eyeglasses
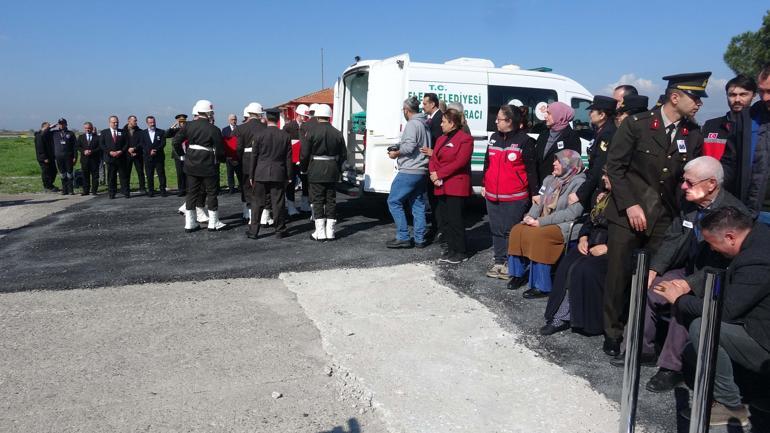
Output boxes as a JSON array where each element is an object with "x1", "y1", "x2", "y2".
[
  {"x1": 681, "y1": 177, "x2": 711, "y2": 188},
  {"x1": 495, "y1": 117, "x2": 511, "y2": 122}
]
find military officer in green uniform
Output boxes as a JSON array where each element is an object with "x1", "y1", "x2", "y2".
[{"x1": 603, "y1": 72, "x2": 710, "y2": 356}]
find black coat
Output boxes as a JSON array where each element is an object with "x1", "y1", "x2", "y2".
[
  {"x1": 678, "y1": 222, "x2": 770, "y2": 352},
  {"x1": 52, "y1": 128, "x2": 77, "y2": 158},
  {"x1": 703, "y1": 112, "x2": 748, "y2": 200},
  {"x1": 300, "y1": 122, "x2": 346, "y2": 183},
  {"x1": 221, "y1": 124, "x2": 236, "y2": 138},
  {"x1": 122, "y1": 125, "x2": 143, "y2": 157},
  {"x1": 138, "y1": 128, "x2": 166, "y2": 158},
  {"x1": 77, "y1": 132, "x2": 101, "y2": 161},
  {"x1": 235, "y1": 119, "x2": 266, "y2": 180},
  {"x1": 428, "y1": 110, "x2": 443, "y2": 146},
  {"x1": 171, "y1": 118, "x2": 224, "y2": 177},
  {"x1": 531, "y1": 125, "x2": 582, "y2": 196},
  {"x1": 99, "y1": 128, "x2": 129, "y2": 163},
  {"x1": 576, "y1": 121, "x2": 617, "y2": 207},
  {"x1": 606, "y1": 108, "x2": 703, "y2": 235},
  {"x1": 250, "y1": 125, "x2": 292, "y2": 182},
  {"x1": 34, "y1": 129, "x2": 54, "y2": 163},
  {"x1": 282, "y1": 120, "x2": 300, "y2": 141}
]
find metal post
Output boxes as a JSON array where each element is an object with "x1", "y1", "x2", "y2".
[
  {"x1": 689, "y1": 270, "x2": 725, "y2": 433},
  {"x1": 619, "y1": 249, "x2": 650, "y2": 433}
]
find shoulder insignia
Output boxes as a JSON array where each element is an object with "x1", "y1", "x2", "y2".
[{"x1": 600, "y1": 140, "x2": 608, "y2": 151}]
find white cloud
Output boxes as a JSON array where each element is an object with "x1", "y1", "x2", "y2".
[
  {"x1": 706, "y1": 77, "x2": 728, "y2": 96},
  {"x1": 602, "y1": 73, "x2": 661, "y2": 96}
]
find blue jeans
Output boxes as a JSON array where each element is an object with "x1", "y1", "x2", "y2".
[
  {"x1": 387, "y1": 172, "x2": 427, "y2": 243},
  {"x1": 508, "y1": 256, "x2": 553, "y2": 292}
]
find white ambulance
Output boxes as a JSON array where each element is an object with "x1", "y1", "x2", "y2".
[{"x1": 332, "y1": 53, "x2": 594, "y2": 194}]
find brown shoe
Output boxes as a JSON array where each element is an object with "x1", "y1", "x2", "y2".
[{"x1": 708, "y1": 402, "x2": 750, "y2": 427}]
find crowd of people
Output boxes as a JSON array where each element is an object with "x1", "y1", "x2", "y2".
[{"x1": 30, "y1": 64, "x2": 770, "y2": 427}]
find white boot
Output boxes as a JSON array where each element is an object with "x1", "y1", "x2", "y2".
[
  {"x1": 242, "y1": 203, "x2": 250, "y2": 221},
  {"x1": 287, "y1": 200, "x2": 299, "y2": 216},
  {"x1": 196, "y1": 207, "x2": 209, "y2": 223},
  {"x1": 178, "y1": 203, "x2": 186, "y2": 215},
  {"x1": 325, "y1": 219, "x2": 337, "y2": 240},
  {"x1": 312, "y1": 218, "x2": 327, "y2": 241},
  {"x1": 260, "y1": 209, "x2": 273, "y2": 226},
  {"x1": 184, "y1": 209, "x2": 200, "y2": 233},
  {"x1": 207, "y1": 210, "x2": 226, "y2": 231},
  {"x1": 300, "y1": 196, "x2": 311, "y2": 212}
]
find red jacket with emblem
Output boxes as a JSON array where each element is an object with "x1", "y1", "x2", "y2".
[
  {"x1": 482, "y1": 130, "x2": 534, "y2": 202},
  {"x1": 429, "y1": 129, "x2": 473, "y2": 197}
]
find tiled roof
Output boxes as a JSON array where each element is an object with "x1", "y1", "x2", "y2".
[{"x1": 278, "y1": 88, "x2": 333, "y2": 107}]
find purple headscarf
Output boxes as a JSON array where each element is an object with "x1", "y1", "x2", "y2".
[{"x1": 547, "y1": 101, "x2": 574, "y2": 132}]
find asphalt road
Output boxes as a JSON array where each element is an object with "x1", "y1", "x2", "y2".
[{"x1": 0, "y1": 190, "x2": 761, "y2": 432}]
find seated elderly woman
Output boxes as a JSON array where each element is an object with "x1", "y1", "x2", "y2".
[
  {"x1": 540, "y1": 169, "x2": 611, "y2": 336},
  {"x1": 507, "y1": 149, "x2": 585, "y2": 299}
]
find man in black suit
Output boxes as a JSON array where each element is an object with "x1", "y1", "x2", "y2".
[
  {"x1": 139, "y1": 115, "x2": 167, "y2": 197},
  {"x1": 34, "y1": 122, "x2": 58, "y2": 192},
  {"x1": 221, "y1": 113, "x2": 241, "y2": 194},
  {"x1": 655, "y1": 206, "x2": 770, "y2": 427},
  {"x1": 99, "y1": 115, "x2": 130, "y2": 198},
  {"x1": 123, "y1": 115, "x2": 147, "y2": 194},
  {"x1": 422, "y1": 92, "x2": 442, "y2": 238},
  {"x1": 76, "y1": 121, "x2": 101, "y2": 195},
  {"x1": 247, "y1": 108, "x2": 292, "y2": 239}
]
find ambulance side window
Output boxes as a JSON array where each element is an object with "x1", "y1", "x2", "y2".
[
  {"x1": 486, "y1": 85, "x2": 557, "y2": 133},
  {"x1": 571, "y1": 98, "x2": 592, "y2": 132}
]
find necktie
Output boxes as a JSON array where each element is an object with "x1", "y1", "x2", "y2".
[
  {"x1": 112, "y1": 130, "x2": 117, "y2": 143},
  {"x1": 666, "y1": 123, "x2": 677, "y2": 144}
]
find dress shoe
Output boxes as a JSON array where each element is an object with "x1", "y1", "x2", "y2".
[
  {"x1": 522, "y1": 288, "x2": 549, "y2": 299},
  {"x1": 139, "y1": 188, "x2": 147, "y2": 195},
  {"x1": 602, "y1": 336, "x2": 622, "y2": 356},
  {"x1": 414, "y1": 240, "x2": 428, "y2": 248},
  {"x1": 609, "y1": 352, "x2": 657, "y2": 368},
  {"x1": 229, "y1": 187, "x2": 236, "y2": 194},
  {"x1": 507, "y1": 275, "x2": 527, "y2": 290},
  {"x1": 274, "y1": 230, "x2": 286, "y2": 239},
  {"x1": 540, "y1": 320, "x2": 570, "y2": 336},
  {"x1": 149, "y1": 191, "x2": 156, "y2": 197},
  {"x1": 81, "y1": 192, "x2": 89, "y2": 196},
  {"x1": 645, "y1": 368, "x2": 684, "y2": 393},
  {"x1": 109, "y1": 194, "x2": 116, "y2": 199},
  {"x1": 246, "y1": 231, "x2": 259, "y2": 240},
  {"x1": 160, "y1": 190, "x2": 168, "y2": 197},
  {"x1": 177, "y1": 191, "x2": 186, "y2": 197},
  {"x1": 386, "y1": 239, "x2": 413, "y2": 249},
  {"x1": 438, "y1": 253, "x2": 468, "y2": 264}
]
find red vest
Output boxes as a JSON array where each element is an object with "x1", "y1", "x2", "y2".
[{"x1": 483, "y1": 132, "x2": 529, "y2": 202}]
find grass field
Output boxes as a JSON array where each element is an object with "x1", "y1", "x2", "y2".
[{"x1": 0, "y1": 136, "x2": 235, "y2": 194}]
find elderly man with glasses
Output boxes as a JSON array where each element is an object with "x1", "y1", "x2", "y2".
[{"x1": 609, "y1": 156, "x2": 755, "y2": 393}]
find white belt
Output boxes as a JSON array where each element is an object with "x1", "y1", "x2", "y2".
[
  {"x1": 312, "y1": 155, "x2": 336, "y2": 160},
  {"x1": 188, "y1": 144, "x2": 213, "y2": 151},
  {"x1": 243, "y1": 148, "x2": 253, "y2": 153}
]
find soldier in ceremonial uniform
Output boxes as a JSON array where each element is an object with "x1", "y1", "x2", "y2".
[
  {"x1": 300, "y1": 104, "x2": 346, "y2": 240},
  {"x1": 247, "y1": 108, "x2": 292, "y2": 239},
  {"x1": 236, "y1": 102, "x2": 267, "y2": 223},
  {"x1": 570, "y1": 95, "x2": 617, "y2": 209},
  {"x1": 603, "y1": 72, "x2": 709, "y2": 356},
  {"x1": 52, "y1": 118, "x2": 78, "y2": 195},
  {"x1": 282, "y1": 103, "x2": 309, "y2": 216},
  {"x1": 172, "y1": 99, "x2": 226, "y2": 232}
]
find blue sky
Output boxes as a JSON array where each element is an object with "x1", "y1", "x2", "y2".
[{"x1": 0, "y1": 0, "x2": 767, "y2": 130}]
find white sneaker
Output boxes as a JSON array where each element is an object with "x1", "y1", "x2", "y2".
[
  {"x1": 196, "y1": 207, "x2": 209, "y2": 223},
  {"x1": 325, "y1": 219, "x2": 337, "y2": 240},
  {"x1": 312, "y1": 218, "x2": 327, "y2": 241},
  {"x1": 207, "y1": 210, "x2": 226, "y2": 231}
]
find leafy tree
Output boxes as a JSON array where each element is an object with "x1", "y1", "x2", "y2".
[{"x1": 724, "y1": 10, "x2": 770, "y2": 78}]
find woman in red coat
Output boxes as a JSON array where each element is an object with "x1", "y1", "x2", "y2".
[{"x1": 429, "y1": 108, "x2": 474, "y2": 264}]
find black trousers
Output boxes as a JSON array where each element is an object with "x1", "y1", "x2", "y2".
[
  {"x1": 436, "y1": 195, "x2": 466, "y2": 254},
  {"x1": 145, "y1": 155, "x2": 167, "y2": 192},
  {"x1": 38, "y1": 161, "x2": 57, "y2": 189},
  {"x1": 248, "y1": 181, "x2": 287, "y2": 235},
  {"x1": 106, "y1": 159, "x2": 130, "y2": 197},
  {"x1": 604, "y1": 216, "x2": 670, "y2": 340},
  {"x1": 287, "y1": 165, "x2": 299, "y2": 202},
  {"x1": 80, "y1": 156, "x2": 100, "y2": 193},
  {"x1": 226, "y1": 161, "x2": 242, "y2": 190},
  {"x1": 426, "y1": 178, "x2": 440, "y2": 232},
  {"x1": 309, "y1": 182, "x2": 337, "y2": 219},
  {"x1": 186, "y1": 175, "x2": 218, "y2": 211},
  {"x1": 174, "y1": 158, "x2": 186, "y2": 194},
  {"x1": 126, "y1": 153, "x2": 146, "y2": 190}
]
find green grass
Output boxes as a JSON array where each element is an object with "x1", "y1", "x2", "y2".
[{"x1": 0, "y1": 136, "x2": 233, "y2": 194}]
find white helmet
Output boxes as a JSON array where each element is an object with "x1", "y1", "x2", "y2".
[
  {"x1": 295, "y1": 104, "x2": 310, "y2": 117},
  {"x1": 192, "y1": 99, "x2": 214, "y2": 115},
  {"x1": 243, "y1": 107, "x2": 250, "y2": 118},
  {"x1": 245, "y1": 102, "x2": 264, "y2": 116},
  {"x1": 308, "y1": 103, "x2": 320, "y2": 115},
  {"x1": 314, "y1": 104, "x2": 332, "y2": 118}
]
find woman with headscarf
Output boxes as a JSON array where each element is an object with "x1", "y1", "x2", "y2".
[
  {"x1": 540, "y1": 168, "x2": 611, "y2": 335},
  {"x1": 529, "y1": 101, "x2": 582, "y2": 202},
  {"x1": 507, "y1": 149, "x2": 586, "y2": 298}
]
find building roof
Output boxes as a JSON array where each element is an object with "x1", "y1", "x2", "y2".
[{"x1": 278, "y1": 88, "x2": 334, "y2": 108}]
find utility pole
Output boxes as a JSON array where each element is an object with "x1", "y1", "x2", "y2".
[{"x1": 320, "y1": 47, "x2": 324, "y2": 89}]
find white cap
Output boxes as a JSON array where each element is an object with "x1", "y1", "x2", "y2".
[
  {"x1": 314, "y1": 104, "x2": 332, "y2": 118},
  {"x1": 192, "y1": 99, "x2": 214, "y2": 115},
  {"x1": 308, "y1": 103, "x2": 320, "y2": 115},
  {"x1": 244, "y1": 102, "x2": 264, "y2": 116},
  {"x1": 295, "y1": 104, "x2": 310, "y2": 117}
]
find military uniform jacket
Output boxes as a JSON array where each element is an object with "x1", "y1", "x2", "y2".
[
  {"x1": 171, "y1": 118, "x2": 224, "y2": 178},
  {"x1": 99, "y1": 128, "x2": 129, "y2": 163},
  {"x1": 606, "y1": 107, "x2": 703, "y2": 234},
  {"x1": 235, "y1": 119, "x2": 266, "y2": 180},
  {"x1": 576, "y1": 121, "x2": 616, "y2": 207},
  {"x1": 77, "y1": 132, "x2": 101, "y2": 161},
  {"x1": 250, "y1": 125, "x2": 292, "y2": 182},
  {"x1": 300, "y1": 122, "x2": 346, "y2": 184},
  {"x1": 52, "y1": 129, "x2": 77, "y2": 158}
]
